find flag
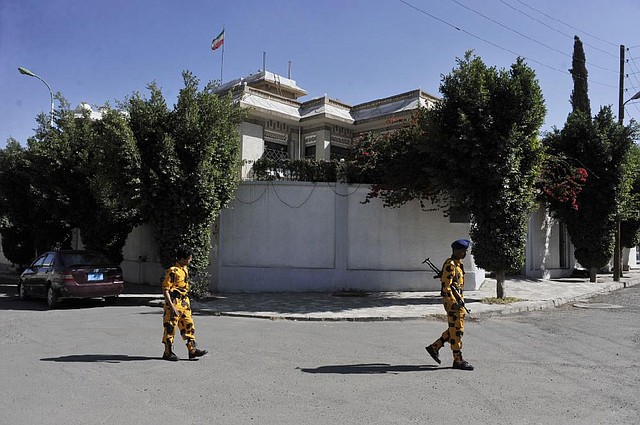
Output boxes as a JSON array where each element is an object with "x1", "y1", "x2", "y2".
[{"x1": 211, "y1": 29, "x2": 224, "y2": 51}]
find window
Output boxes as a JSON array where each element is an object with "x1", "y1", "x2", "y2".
[
  {"x1": 263, "y1": 141, "x2": 288, "y2": 160},
  {"x1": 305, "y1": 145, "x2": 316, "y2": 159},
  {"x1": 330, "y1": 145, "x2": 350, "y2": 161},
  {"x1": 32, "y1": 255, "x2": 47, "y2": 268},
  {"x1": 60, "y1": 251, "x2": 111, "y2": 267},
  {"x1": 42, "y1": 253, "x2": 56, "y2": 267}
]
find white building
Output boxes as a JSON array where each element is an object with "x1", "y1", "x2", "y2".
[{"x1": 213, "y1": 70, "x2": 438, "y2": 178}]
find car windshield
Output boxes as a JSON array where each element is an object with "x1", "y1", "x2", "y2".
[{"x1": 60, "y1": 252, "x2": 111, "y2": 267}]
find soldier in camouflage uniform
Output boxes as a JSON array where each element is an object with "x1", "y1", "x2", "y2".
[
  {"x1": 425, "y1": 239, "x2": 474, "y2": 371},
  {"x1": 161, "y1": 247, "x2": 208, "y2": 361}
]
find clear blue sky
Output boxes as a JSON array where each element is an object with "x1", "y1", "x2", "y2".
[{"x1": 2, "y1": 0, "x2": 639, "y2": 148}]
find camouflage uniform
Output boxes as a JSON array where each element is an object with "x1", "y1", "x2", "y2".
[
  {"x1": 426, "y1": 239, "x2": 474, "y2": 370},
  {"x1": 161, "y1": 264, "x2": 196, "y2": 346},
  {"x1": 431, "y1": 257, "x2": 466, "y2": 362}
]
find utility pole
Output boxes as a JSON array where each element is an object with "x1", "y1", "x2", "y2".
[{"x1": 614, "y1": 45, "x2": 625, "y2": 282}]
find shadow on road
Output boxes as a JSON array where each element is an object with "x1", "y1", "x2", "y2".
[
  {"x1": 41, "y1": 354, "x2": 160, "y2": 363},
  {"x1": 298, "y1": 363, "x2": 444, "y2": 374}
]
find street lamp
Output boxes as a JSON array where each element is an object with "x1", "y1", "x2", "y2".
[
  {"x1": 18, "y1": 66, "x2": 54, "y2": 127},
  {"x1": 623, "y1": 90, "x2": 640, "y2": 108}
]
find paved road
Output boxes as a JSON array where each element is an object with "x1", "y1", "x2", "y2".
[{"x1": 1, "y1": 282, "x2": 638, "y2": 424}]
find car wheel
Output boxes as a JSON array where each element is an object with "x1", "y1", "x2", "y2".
[
  {"x1": 18, "y1": 282, "x2": 29, "y2": 300},
  {"x1": 47, "y1": 285, "x2": 59, "y2": 309},
  {"x1": 104, "y1": 296, "x2": 118, "y2": 305}
]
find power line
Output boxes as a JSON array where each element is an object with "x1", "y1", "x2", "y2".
[
  {"x1": 622, "y1": 50, "x2": 640, "y2": 118},
  {"x1": 626, "y1": 54, "x2": 640, "y2": 88},
  {"x1": 399, "y1": 0, "x2": 617, "y2": 89},
  {"x1": 450, "y1": 0, "x2": 617, "y2": 73},
  {"x1": 504, "y1": 0, "x2": 619, "y2": 50}
]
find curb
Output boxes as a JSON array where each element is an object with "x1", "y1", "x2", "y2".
[
  {"x1": 187, "y1": 276, "x2": 640, "y2": 322},
  {"x1": 472, "y1": 277, "x2": 640, "y2": 319}
]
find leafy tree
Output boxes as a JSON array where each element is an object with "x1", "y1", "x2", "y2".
[
  {"x1": 543, "y1": 108, "x2": 634, "y2": 280},
  {"x1": 25, "y1": 98, "x2": 143, "y2": 263},
  {"x1": 619, "y1": 140, "x2": 640, "y2": 249},
  {"x1": 422, "y1": 53, "x2": 546, "y2": 298},
  {"x1": 0, "y1": 139, "x2": 38, "y2": 265},
  {"x1": 77, "y1": 107, "x2": 144, "y2": 261},
  {"x1": 543, "y1": 35, "x2": 638, "y2": 281},
  {"x1": 570, "y1": 36, "x2": 591, "y2": 116},
  {"x1": 348, "y1": 53, "x2": 546, "y2": 298},
  {"x1": 0, "y1": 129, "x2": 73, "y2": 266},
  {"x1": 126, "y1": 71, "x2": 245, "y2": 294}
]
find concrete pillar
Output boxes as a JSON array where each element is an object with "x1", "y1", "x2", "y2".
[{"x1": 317, "y1": 128, "x2": 331, "y2": 161}]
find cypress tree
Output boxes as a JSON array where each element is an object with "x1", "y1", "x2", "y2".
[{"x1": 570, "y1": 36, "x2": 591, "y2": 116}]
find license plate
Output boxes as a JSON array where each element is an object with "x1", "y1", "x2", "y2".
[{"x1": 88, "y1": 273, "x2": 104, "y2": 282}]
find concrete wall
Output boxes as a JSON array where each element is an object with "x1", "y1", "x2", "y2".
[
  {"x1": 5, "y1": 183, "x2": 601, "y2": 292},
  {"x1": 216, "y1": 181, "x2": 483, "y2": 292}
]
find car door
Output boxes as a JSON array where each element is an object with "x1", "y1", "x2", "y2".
[
  {"x1": 21, "y1": 254, "x2": 47, "y2": 296},
  {"x1": 36, "y1": 253, "x2": 57, "y2": 295}
]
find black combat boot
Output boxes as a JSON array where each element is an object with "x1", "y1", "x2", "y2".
[
  {"x1": 187, "y1": 340, "x2": 208, "y2": 360},
  {"x1": 162, "y1": 342, "x2": 179, "y2": 361},
  {"x1": 425, "y1": 345, "x2": 441, "y2": 364},
  {"x1": 452, "y1": 360, "x2": 474, "y2": 370}
]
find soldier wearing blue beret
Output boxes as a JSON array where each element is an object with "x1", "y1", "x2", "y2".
[{"x1": 425, "y1": 239, "x2": 474, "y2": 370}]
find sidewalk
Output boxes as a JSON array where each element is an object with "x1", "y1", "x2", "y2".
[
  {"x1": 149, "y1": 270, "x2": 640, "y2": 321},
  {"x1": 3, "y1": 264, "x2": 638, "y2": 321}
]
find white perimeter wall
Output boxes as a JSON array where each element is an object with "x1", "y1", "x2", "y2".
[
  {"x1": 216, "y1": 181, "x2": 484, "y2": 292},
  {"x1": 3, "y1": 184, "x2": 635, "y2": 287}
]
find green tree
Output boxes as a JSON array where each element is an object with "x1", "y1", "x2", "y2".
[
  {"x1": 25, "y1": 98, "x2": 143, "y2": 262},
  {"x1": 349, "y1": 53, "x2": 546, "y2": 298},
  {"x1": 0, "y1": 139, "x2": 38, "y2": 265},
  {"x1": 0, "y1": 128, "x2": 74, "y2": 266},
  {"x1": 619, "y1": 140, "x2": 640, "y2": 250},
  {"x1": 422, "y1": 53, "x2": 546, "y2": 298},
  {"x1": 77, "y1": 107, "x2": 144, "y2": 261},
  {"x1": 126, "y1": 71, "x2": 245, "y2": 294},
  {"x1": 543, "y1": 108, "x2": 634, "y2": 281},
  {"x1": 570, "y1": 36, "x2": 591, "y2": 116}
]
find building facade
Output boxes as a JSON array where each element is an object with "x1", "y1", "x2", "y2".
[{"x1": 213, "y1": 70, "x2": 438, "y2": 178}]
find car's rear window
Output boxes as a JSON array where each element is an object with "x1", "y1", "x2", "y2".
[{"x1": 60, "y1": 252, "x2": 111, "y2": 267}]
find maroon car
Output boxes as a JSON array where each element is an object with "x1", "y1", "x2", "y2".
[{"x1": 18, "y1": 250, "x2": 124, "y2": 308}]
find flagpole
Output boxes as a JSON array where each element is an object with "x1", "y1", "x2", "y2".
[{"x1": 220, "y1": 27, "x2": 225, "y2": 83}]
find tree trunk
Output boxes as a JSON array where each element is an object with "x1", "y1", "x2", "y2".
[
  {"x1": 589, "y1": 267, "x2": 597, "y2": 282},
  {"x1": 496, "y1": 270, "x2": 506, "y2": 299}
]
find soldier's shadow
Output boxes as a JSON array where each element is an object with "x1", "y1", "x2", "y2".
[
  {"x1": 298, "y1": 363, "x2": 446, "y2": 374},
  {"x1": 41, "y1": 354, "x2": 159, "y2": 363}
]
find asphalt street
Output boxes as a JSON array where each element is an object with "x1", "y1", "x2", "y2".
[{"x1": 0, "y1": 280, "x2": 638, "y2": 425}]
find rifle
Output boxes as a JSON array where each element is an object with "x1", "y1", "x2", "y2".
[{"x1": 422, "y1": 257, "x2": 471, "y2": 315}]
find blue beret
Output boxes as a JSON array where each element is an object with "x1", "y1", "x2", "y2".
[{"x1": 451, "y1": 239, "x2": 471, "y2": 250}]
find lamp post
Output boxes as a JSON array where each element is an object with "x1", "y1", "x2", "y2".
[
  {"x1": 623, "y1": 91, "x2": 640, "y2": 109},
  {"x1": 18, "y1": 66, "x2": 54, "y2": 127}
]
